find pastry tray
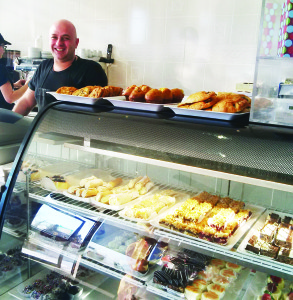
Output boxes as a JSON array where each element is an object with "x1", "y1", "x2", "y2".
[
  {"x1": 62, "y1": 170, "x2": 158, "y2": 210},
  {"x1": 165, "y1": 104, "x2": 249, "y2": 121},
  {"x1": 48, "y1": 92, "x2": 165, "y2": 112},
  {"x1": 147, "y1": 267, "x2": 252, "y2": 300},
  {"x1": 89, "y1": 185, "x2": 158, "y2": 211},
  {"x1": 83, "y1": 224, "x2": 157, "y2": 280},
  {"x1": 237, "y1": 209, "x2": 293, "y2": 265},
  {"x1": 150, "y1": 203, "x2": 266, "y2": 250},
  {"x1": 118, "y1": 188, "x2": 190, "y2": 223},
  {"x1": 105, "y1": 96, "x2": 165, "y2": 112},
  {"x1": 47, "y1": 91, "x2": 109, "y2": 105}
]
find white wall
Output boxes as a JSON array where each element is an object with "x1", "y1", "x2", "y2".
[{"x1": 0, "y1": 0, "x2": 262, "y2": 95}]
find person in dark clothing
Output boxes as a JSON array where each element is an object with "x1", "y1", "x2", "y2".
[
  {"x1": 0, "y1": 34, "x2": 27, "y2": 110},
  {"x1": 13, "y1": 19, "x2": 108, "y2": 115}
]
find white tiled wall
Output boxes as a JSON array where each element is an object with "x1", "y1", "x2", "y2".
[{"x1": 1, "y1": 0, "x2": 262, "y2": 94}]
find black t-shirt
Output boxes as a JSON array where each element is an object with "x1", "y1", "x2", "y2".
[
  {"x1": 28, "y1": 57, "x2": 108, "y2": 111},
  {"x1": 0, "y1": 62, "x2": 14, "y2": 110}
]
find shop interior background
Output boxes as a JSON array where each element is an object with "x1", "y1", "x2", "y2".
[{"x1": 0, "y1": 0, "x2": 262, "y2": 95}]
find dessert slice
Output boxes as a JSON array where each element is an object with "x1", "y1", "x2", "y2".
[
  {"x1": 260, "y1": 221, "x2": 279, "y2": 243},
  {"x1": 245, "y1": 235, "x2": 262, "y2": 254},
  {"x1": 260, "y1": 241, "x2": 279, "y2": 259},
  {"x1": 277, "y1": 247, "x2": 293, "y2": 265},
  {"x1": 275, "y1": 224, "x2": 292, "y2": 249},
  {"x1": 185, "y1": 285, "x2": 202, "y2": 300}
]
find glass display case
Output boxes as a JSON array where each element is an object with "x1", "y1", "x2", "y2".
[
  {"x1": 0, "y1": 100, "x2": 293, "y2": 300},
  {"x1": 250, "y1": 0, "x2": 293, "y2": 127}
]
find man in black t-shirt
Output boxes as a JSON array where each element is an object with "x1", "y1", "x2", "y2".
[{"x1": 13, "y1": 19, "x2": 108, "y2": 115}]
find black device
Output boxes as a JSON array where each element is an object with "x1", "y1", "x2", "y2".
[
  {"x1": 99, "y1": 44, "x2": 114, "y2": 63},
  {"x1": 107, "y1": 44, "x2": 113, "y2": 60}
]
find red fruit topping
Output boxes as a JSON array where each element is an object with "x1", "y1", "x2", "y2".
[
  {"x1": 261, "y1": 293, "x2": 272, "y2": 300},
  {"x1": 270, "y1": 275, "x2": 281, "y2": 284}
]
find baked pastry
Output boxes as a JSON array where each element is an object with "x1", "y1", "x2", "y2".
[
  {"x1": 89, "y1": 86, "x2": 103, "y2": 98},
  {"x1": 171, "y1": 88, "x2": 185, "y2": 102},
  {"x1": 178, "y1": 91, "x2": 216, "y2": 106},
  {"x1": 185, "y1": 285, "x2": 202, "y2": 300},
  {"x1": 56, "y1": 86, "x2": 77, "y2": 95},
  {"x1": 211, "y1": 97, "x2": 249, "y2": 113},
  {"x1": 110, "y1": 86, "x2": 123, "y2": 96},
  {"x1": 72, "y1": 86, "x2": 97, "y2": 97},
  {"x1": 159, "y1": 88, "x2": 173, "y2": 103},
  {"x1": 129, "y1": 87, "x2": 146, "y2": 102},
  {"x1": 139, "y1": 85, "x2": 152, "y2": 93},
  {"x1": 145, "y1": 89, "x2": 164, "y2": 104},
  {"x1": 201, "y1": 291, "x2": 220, "y2": 300},
  {"x1": 122, "y1": 85, "x2": 137, "y2": 99},
  {"x1": 187, "y1": 96, "x2": 219, "y2": 110}
]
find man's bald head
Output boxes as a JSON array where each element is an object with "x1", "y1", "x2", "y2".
[
  {"x1": 49, "y1": 19, "x2": 79, "y2": 65},
  {"x1": 50, "y1": 19, "x2": 77, "y2": 39}
]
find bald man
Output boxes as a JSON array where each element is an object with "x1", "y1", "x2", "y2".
[{"x1": 13, "y1": 19, "x2": 107, "y2": 116}]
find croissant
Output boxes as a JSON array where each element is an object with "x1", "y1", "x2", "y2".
[
  {"x1": 159, "y1": 88, "x2": 173, "y2": 103},
  {"x1": 139, "y1": 85, "x2": 152, "y2": 94},
  {"x1": 171, "y1": 88, "x2": 184, "y2": 103},
  {"x1": 145, "y1": 89, "x2": 164, "y2": 104},
  {"x1": 129, "y1": 87, "x2": 146, "y2": 102},
  {"x1": 122, "y1": 85, "x2": 137, "y2": 99}
]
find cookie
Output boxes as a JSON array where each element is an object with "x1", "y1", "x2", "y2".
[
  {"x1": 178, "y1": 91, "x2": 216, "y2": 106},
  {"x1": 56, "y1": 86, "x2": 77, "y2": 95},
  {"x1": 187, "y1": 96, "x2": 219, "y2": 110}
]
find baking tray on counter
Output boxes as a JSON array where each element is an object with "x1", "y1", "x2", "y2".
[{"x1": 165, "y1": 104, "x2": 250, "y2": 121}]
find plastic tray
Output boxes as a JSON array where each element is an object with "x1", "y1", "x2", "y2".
[
  {"x1": 147, "y1": 267, "x2": 252, "y2": 300},
  {"x1": 47, "y1": 92, "x2": 109, "y2": 105},
  {"x1": 118, "y1": 189, "x2": 190, "y2": 223},
  {"x1": 165, "y1": 104, "x2": 250, "y2": 120},
  {"x1": 237, "y1": 209, "x2": 293, "y2": 265},
  {"x1": 106, "y1": 96, "x2": 165, "y2": 112},
  {"x1": 150, "y1": 202, "x2": 265, "y2": 250}
]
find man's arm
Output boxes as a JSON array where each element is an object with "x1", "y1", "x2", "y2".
[{"x1": 13, "y1": 88, "x2": 37, "y2": 116}]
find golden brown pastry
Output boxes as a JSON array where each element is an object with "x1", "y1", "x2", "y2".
[
  {"x1": 89, "y1": 86, "x2": 103, "y2": 98},
  {"x1": 178, "y1": 91, "x2": 216, "y2": 107},
  {"x1": 129, "y1": 87, "x2": 146, "y2": 102},
  {"x1": 56, "y1": 86, "x2": 77, "y2": 95},
  {"x1": 72, "y1": 86, "x2": 97, "y2": 97},
  {"x1": 122, "y1": 85, "x2": 137, "y2": 99},
  {"x1": 187, "y1": 96, "x2": 219, "y2": 110},
  {"x1": 159, "y1": 88, "x2": 173, "y2": 103},
  {"x1": 212, "y1": 98, "x2": 250, "y2": 113},
  {"x1": 139, "y1": 85, "x2": 152, "y2": 94},
  {"x1": 145, "y1": 89, "x2": 164, "y2": 104},
  {"x1": 110, "y1": 86, "x2": 123, "y2": 96},
  {"x1": 171, "y1": 88, "x2": 185, "y2": 103}
]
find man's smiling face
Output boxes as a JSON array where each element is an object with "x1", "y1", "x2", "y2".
[{"x1": 50, "y1": 20, "x2": 79, "y2": 63}]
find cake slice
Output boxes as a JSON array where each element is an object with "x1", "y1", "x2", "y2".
[
  {"x1": 245, "y1": 235, "x2": 263, "y2": 254},
  {"x1": 277, "y1": 247, "x2": 293, "y2": 265},
  {"x1": 275, "y1": 223, "x2": 292, "y2": 249},
  {"x1": 260, "y1": 241, "x2": 279, "y2": 259}
]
